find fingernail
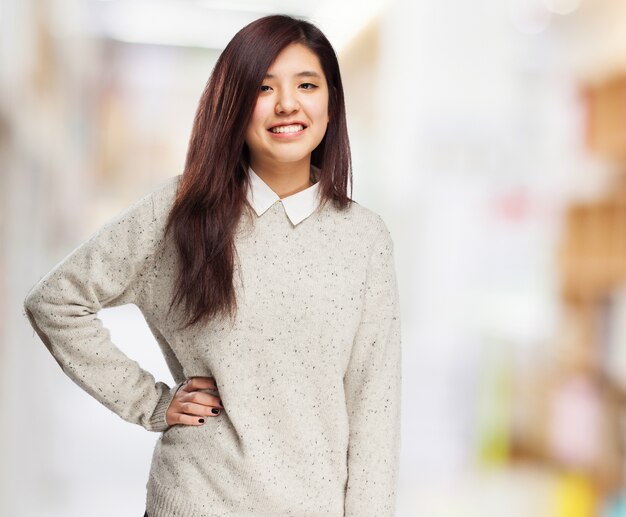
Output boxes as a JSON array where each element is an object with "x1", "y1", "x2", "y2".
[
  {"x1": 198, "y1": 418, "x2": 205, "y2": 423},
  {"x1": 211, "y1": 408, "x2": 220, "y2": 414}
]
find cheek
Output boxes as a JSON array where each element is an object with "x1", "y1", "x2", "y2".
[
  {"x1": 310, "y1": 97, "x2": 329, "y2": 126},
  {"x1": 251, "y1": 100, "x2": 272, "y2": 126},
  {"x1": 311, "y1": 101, "x2": 329, "y2": 134},
  {"x1": 245, "y1": 102, "x2": 268, "y2": 141}
]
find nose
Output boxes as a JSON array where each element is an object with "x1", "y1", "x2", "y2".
[{"x1": 275, "y1": 89, "x2": 299, "y2": 115}]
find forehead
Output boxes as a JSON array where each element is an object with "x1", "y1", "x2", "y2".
[{"x1": 266, "y1": 43, "x2": 325, "y2": 76}]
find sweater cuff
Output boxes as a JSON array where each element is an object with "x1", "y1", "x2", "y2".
[{"x1": 148, "y1": 380, "x2": 186, "y2": 432}]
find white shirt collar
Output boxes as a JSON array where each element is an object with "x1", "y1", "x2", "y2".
[{"x1": 246, "y1": 165, "x2": 322, "y2": 226}]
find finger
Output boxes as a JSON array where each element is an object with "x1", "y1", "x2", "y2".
[
  {"x1": 184, "y1": 376, "x2": 218, "y2": 392},
  {"x1": 174, "y1": 413, "x2": 211, "y2": 426},
  {"x1": 181, "y1": 391, "x2": 224, "y2": 409},
  {"x1": 179, "y1": 401, "x2": 223, "y2": 417}
]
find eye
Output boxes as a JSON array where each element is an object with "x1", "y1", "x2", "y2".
[
  {"x1": 300, "y1": 83, "x2": 318, "y2": 90},
  {"x1": 259, "y1": 85, "x2": 273, "y2": 92}
]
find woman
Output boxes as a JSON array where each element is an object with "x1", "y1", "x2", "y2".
[{"x1": 23, "y1": 14, "x2": 401, "y2": 517}]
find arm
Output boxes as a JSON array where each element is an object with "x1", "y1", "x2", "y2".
[
  {"x1": 22, "y1": 189, "x2": 183, "y2": 432},
  {"x1": 343, "y1": 217, "x2": 402, "y2": 517}
]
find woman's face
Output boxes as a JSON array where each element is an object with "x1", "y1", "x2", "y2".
[{"x1": 244, "y1": 43, "x2": 330, "y2": 171}]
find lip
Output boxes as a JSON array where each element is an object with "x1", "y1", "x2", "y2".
[
  {"x1": 267, "y1": 122, "x2": 307, "y2": 139},
  {"x1": 267, "y1": 121, "x2": 308, "y2": 130}
]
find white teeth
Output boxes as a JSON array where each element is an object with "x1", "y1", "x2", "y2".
[{"x1": 270, "y1": 124, "x2": 304, "y2": 134}]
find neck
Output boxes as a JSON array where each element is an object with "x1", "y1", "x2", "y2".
[{"x1": 249, "y1": 157, "x2": 313, "y2": 199}]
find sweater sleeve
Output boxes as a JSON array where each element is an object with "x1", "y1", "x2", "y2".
[
  {"x1": 22, "y1": 189, "x2": 184, "y2": 433},
  {"x1": 343, "y1": 217, "x2": 402, "y2": 517}
]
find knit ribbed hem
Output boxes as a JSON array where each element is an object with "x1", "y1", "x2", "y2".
[
  {"x1": 146, "y1": 472, "x2": 256, "y2": 517},
  {"x1": 146, "y1": 473, "x2": 344, "y2": 517},
  {"x1": 146, "y1": 477, "x2": 204, "y2": 516}
]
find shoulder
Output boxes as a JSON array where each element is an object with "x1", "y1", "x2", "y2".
[
  {"x1": 323, "y1": 199, "x2": 394, "y2": 250},
  {"x1": 149, "y1": 174, "x2": 181, "y2": 216},
  {"x1": 113, "y1": 174, "x2": 179, "y2": 226},
  {"x1": 346, "y1": 200, "x2": 389, "y2": 232}
]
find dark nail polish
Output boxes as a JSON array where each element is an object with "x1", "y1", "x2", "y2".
[
  {"x1": 211, "y1": 408, "x2": 220, "y2": 414},
  {"x1": 218, "y1": 399, "x2": 223, "y2": 407},
  {"x1": 198, "y1": 418, "x2": 205, "y2": 423}
]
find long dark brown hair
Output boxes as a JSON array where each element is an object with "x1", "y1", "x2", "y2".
[{"x1": 165, "y1": 14, "x2": 353, "y2": 330}]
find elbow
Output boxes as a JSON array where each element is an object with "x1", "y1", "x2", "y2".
[
  {"x1": 23, "y1": 286, "x2": 58, "y2": 357},
  {"x1": 23, "y1": 290, "x2": 36, "y2": 317},
  {"x1": 23, "y1": 282, "x2": 46, "y2": 321},
  {"x1": 23, "y1": 292, "x2": 40, "y2": 326}
]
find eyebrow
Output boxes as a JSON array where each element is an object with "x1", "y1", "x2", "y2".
[{"x1": 264, "y1": 71, "x2": 322, "y2": 80}]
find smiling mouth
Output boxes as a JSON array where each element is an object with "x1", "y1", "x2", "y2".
[{"x1": 268, "y1": 124, "x2": 306, "y2": 134}]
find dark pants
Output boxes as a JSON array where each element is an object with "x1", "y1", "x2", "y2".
[{"x1": 144, "y1": 512, "x2": 148, "y2": 517}]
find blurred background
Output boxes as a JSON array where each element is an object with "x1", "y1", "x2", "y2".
[{"x1": 4, "y1": 0, "x2": 626, "y2": 515}]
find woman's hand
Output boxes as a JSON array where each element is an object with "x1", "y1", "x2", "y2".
[{"x1": 166, "y1": 376, "x2": 224, "y2": 426}]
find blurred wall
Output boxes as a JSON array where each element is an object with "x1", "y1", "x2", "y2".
[{"x1": 6, "y1": 0, "x2": 626, "y2": 516}]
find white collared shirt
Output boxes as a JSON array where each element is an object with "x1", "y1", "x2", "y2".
[{"x1": 245, "y1": 165, "x2": 322, "y2": 226}]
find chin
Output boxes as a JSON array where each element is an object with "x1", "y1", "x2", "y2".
[{"x1": 272, "y1": 153, "x2": 313, "y2": 164}]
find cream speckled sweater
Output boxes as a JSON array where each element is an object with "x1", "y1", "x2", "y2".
[{"x1": 23, "y1": 175, "x2": 402, "y2": 517}]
